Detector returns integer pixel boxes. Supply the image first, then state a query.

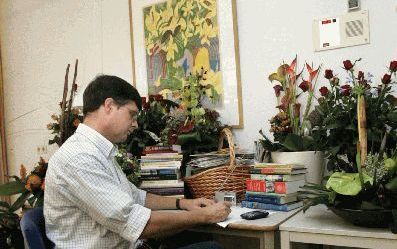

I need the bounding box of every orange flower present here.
[47,123,53,130]
[73,119,81,127]
[25,174,42,192]
[51,114,59,121]
[71,108,80,115]
[41,179,45,191]
[19,164,27,180]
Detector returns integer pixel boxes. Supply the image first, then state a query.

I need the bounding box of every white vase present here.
[270,151,325,184]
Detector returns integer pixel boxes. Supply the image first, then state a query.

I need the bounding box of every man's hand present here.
[198,201,232,223]
[179,197,215,211]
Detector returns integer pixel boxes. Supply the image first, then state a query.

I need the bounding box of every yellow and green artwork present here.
[143,0,222,105]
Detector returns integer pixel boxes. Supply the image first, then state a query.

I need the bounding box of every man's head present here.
[83,75,142,143]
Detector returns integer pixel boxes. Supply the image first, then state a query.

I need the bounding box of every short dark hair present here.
[83,75,141,116]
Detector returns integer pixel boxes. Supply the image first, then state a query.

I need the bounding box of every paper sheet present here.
[217,206,275,228]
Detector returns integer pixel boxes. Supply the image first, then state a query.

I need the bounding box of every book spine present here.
[243,196,282,205]
[251,174,289,181]
[140,168,179,175]
[249,168,293,175]
[241,201,289,211]
[140,174,178,180]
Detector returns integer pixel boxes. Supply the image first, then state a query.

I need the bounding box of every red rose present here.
[319,86,329,96]
[324,69,333,79]
[343,60,354,70]
[299,81,310,92]
[141,97,147,106]
[340,85,351,96]
[382,74,391,84]
[390,60,397,72]
[154,94,163,101]
[273,85,282,97]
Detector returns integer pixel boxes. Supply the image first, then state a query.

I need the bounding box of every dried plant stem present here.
[65,59,79,140]
[59,64,70,145]
[358,94,367,167]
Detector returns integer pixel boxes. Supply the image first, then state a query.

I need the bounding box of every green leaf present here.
[326,172,373,196]
[0,201,10,209]
[10,191,31,212]
[34,194,44,207]
[388,112,397,122]
[0,181,26,196]
[385,176,397,191]
[282,133,304,151]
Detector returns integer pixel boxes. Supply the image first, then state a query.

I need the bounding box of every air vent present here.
[345,19,363,37]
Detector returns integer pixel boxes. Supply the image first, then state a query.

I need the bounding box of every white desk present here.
[279,205,397,249]
[190,208,301,249]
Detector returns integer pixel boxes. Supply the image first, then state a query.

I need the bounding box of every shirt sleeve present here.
[57,153,151,244]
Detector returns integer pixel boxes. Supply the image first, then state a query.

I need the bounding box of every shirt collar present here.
[75,123,116,158]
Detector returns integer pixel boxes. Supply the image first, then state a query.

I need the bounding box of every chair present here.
[20,207,55,249]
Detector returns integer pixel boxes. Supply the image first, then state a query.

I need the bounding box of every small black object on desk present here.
[240,210,269,220]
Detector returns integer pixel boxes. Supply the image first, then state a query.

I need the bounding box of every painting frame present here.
[129,0,243,128]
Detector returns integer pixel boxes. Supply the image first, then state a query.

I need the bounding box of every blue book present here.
[244,193,297,205]
[241,200,303,212]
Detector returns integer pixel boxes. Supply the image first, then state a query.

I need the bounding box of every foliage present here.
[310,59,397,172]
[124,94,178,157]
[160,72,225,153]
[47,107,83,146]
[260,56,324,152]
[115,145,141,186]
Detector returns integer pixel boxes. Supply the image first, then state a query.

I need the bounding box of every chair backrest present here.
[20,207,55,249]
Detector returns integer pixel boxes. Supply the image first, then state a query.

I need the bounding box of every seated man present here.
[44,75,231,249]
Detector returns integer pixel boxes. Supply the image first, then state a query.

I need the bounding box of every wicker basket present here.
[184,128,251,202]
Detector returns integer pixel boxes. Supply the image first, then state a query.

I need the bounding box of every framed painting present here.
[129,0,243,128]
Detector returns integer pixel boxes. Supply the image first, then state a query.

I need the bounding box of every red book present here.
[246,179,305,194]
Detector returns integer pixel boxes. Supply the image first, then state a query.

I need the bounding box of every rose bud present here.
[357,71,364,81]
[299,81,310,92]
[319,86,329,96]
[273,85,283,97]
[340,85,351,96]
[324,69,333,79]
[390,60,397,72]
[330,77,340,86]
[293,103,301,118]
[382,74,391,84]
[343,60,354,70]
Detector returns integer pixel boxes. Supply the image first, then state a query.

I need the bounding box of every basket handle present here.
[218,128,236,171]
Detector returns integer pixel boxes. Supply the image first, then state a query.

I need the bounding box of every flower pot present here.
[328,206,392,228]
[270,151,325,184]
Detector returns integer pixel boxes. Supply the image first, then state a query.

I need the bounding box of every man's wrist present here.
[176,198,183,210]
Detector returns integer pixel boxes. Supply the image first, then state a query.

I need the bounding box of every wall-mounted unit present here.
[312,10,369,52]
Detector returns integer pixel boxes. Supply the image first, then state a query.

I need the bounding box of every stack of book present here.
[241,163,306,211]
[139,146,184,198]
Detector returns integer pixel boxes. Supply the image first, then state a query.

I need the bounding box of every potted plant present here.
[299,59,397,232]
[260,56,326,184]
[0,158,48,248]
[160,70,225,154]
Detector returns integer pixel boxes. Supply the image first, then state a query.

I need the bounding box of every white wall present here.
[0,0,396,175]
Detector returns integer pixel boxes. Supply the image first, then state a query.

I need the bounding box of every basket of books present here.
[184,128,251,202]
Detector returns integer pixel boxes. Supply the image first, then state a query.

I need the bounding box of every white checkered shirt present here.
[44,124,151,249]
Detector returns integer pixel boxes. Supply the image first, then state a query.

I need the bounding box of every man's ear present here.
[103,98,114,113]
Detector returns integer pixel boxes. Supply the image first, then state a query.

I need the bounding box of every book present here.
[246,179,305,194]
[143,145,176,154]
[244,192,298,204]
[140,161,181,168]
[254,163,304,169]
[142,187,184,195]
[140,180,184,188]
[250,168,307,175]
[250,173,305,182]
[140,168,180,176]
[241,200,303,211]
[140,174,178,181]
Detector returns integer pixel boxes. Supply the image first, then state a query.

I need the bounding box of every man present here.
[44,75,231,249]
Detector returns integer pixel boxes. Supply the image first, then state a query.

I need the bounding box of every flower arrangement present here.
[47,107,83,146]
[299,59,397,231]
[0,157,48,248]
[160,71,224,153]
[309,59,397,172]
[259,56,324,152]
[124,94,178,157]
[115,145,141,186]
